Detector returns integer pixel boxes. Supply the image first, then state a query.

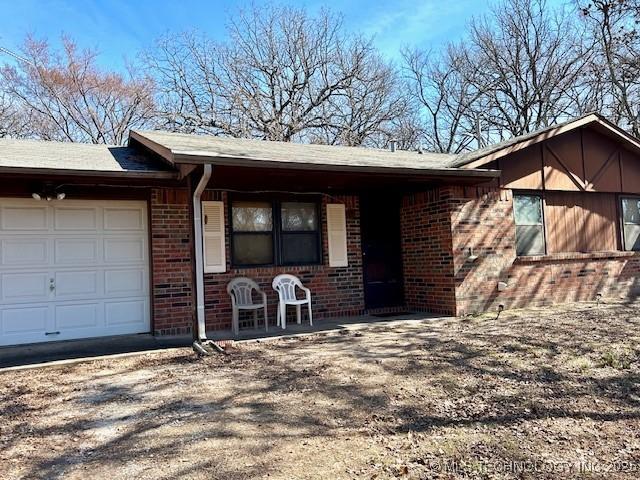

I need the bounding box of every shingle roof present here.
[0,138,176,178]
[133,113,640,174]
[7,113,634,180]
[130,130,467,172]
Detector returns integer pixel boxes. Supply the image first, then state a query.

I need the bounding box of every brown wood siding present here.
[499,126,640,194]
[620,148,640,194]
[501,146,544,189]
[583,130,622,192]
[543,192,618,253]
[543,130,585,191]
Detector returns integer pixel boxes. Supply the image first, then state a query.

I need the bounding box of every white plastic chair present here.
[272,274,313,330]
[227,277,268,335]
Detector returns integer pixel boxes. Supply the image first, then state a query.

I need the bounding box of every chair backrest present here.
[272,274,304,301]
[227,277,261,305]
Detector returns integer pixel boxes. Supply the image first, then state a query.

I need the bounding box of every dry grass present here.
[1,301,640,479]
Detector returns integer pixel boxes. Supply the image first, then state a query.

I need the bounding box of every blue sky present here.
[0,0,569,69]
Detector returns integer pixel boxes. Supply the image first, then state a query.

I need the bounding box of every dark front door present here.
[360,194,404,309]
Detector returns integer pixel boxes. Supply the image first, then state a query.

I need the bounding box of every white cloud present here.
[354,0,488,59]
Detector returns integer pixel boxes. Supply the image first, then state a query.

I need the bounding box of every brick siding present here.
[450,186,640,315]
[400,189,457,315]
[150,188,194,336]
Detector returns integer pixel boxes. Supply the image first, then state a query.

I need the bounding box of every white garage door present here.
[0,199,151,346]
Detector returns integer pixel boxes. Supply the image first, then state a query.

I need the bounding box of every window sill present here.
[230,264,324,273]
[515,251,640,263]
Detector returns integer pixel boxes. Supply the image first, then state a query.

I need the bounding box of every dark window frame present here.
[229,195,323,268]
[619,195,640,252]
[513,192,547,256]
[229,198,276,268]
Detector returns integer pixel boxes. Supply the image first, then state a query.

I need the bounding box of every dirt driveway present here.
[1,301,640,479]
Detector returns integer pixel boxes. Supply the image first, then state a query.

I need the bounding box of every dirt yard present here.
[2,301,640,479]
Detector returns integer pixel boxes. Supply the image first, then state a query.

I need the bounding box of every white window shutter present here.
[202,201,226,273]
[326,203,348,267]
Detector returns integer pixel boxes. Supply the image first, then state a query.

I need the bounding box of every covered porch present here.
[129,130,500,341]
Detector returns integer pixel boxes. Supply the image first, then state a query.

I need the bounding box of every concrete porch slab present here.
[0,312,444,369]
[206,312,441,342]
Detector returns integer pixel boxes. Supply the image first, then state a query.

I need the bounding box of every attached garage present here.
[0,199,151,346]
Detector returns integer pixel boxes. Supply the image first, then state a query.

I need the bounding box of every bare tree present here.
[385,109,425,151]
[0,92,31,138]
[466,0,588,138]
[143,31,221,135]
[312,54,410,147]
[402,45,484,153]
[1,36,155,144]
[146,5,404,145]
[580,0,640,135]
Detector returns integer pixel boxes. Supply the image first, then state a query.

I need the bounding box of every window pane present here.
[281,202,317,231]
[624,224,640,251]
[232,234,273,265]
[514,195,543,225]
[622,198,640,225]
[516,225,545,256]
[281,233,319,264]
[232,201,272,232]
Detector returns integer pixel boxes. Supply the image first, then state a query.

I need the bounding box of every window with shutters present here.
[229,197,321,267]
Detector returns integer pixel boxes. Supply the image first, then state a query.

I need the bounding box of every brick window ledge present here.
[227,264,326,275]
[515,251,640,263]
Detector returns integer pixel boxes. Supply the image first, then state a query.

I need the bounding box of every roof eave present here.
[171,152,500,178]
[0,166,179,179]
[129,130,176,166]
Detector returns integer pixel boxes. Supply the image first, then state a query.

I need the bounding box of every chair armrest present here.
[261,291,268,304]
[301,286,312,299]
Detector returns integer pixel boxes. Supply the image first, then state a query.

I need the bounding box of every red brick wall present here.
[200,191,364,331]
[400,188,457,315]
[148,184,640,334]
[450,186,640,315]
[449,187,517,315]
[150,188,194,336]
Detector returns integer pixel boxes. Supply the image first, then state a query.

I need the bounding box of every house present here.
[1,112,639,348]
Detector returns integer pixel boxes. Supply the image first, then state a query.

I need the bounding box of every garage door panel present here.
[104,207,145,231]
[104,237,145,263]
[55,271,99,297]
[55,303,100,330]
[55,238,99,265]
[2,238,49,265]
[54,207,98,231]
[105,299,147,326]
[2,272,50,301]
[1,306,48,334]
[1,205,49,231]
[105,269,145,296]
[0,199,150,347]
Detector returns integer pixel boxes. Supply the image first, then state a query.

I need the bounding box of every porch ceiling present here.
[0,173,181,200]
[203,164,497,193]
